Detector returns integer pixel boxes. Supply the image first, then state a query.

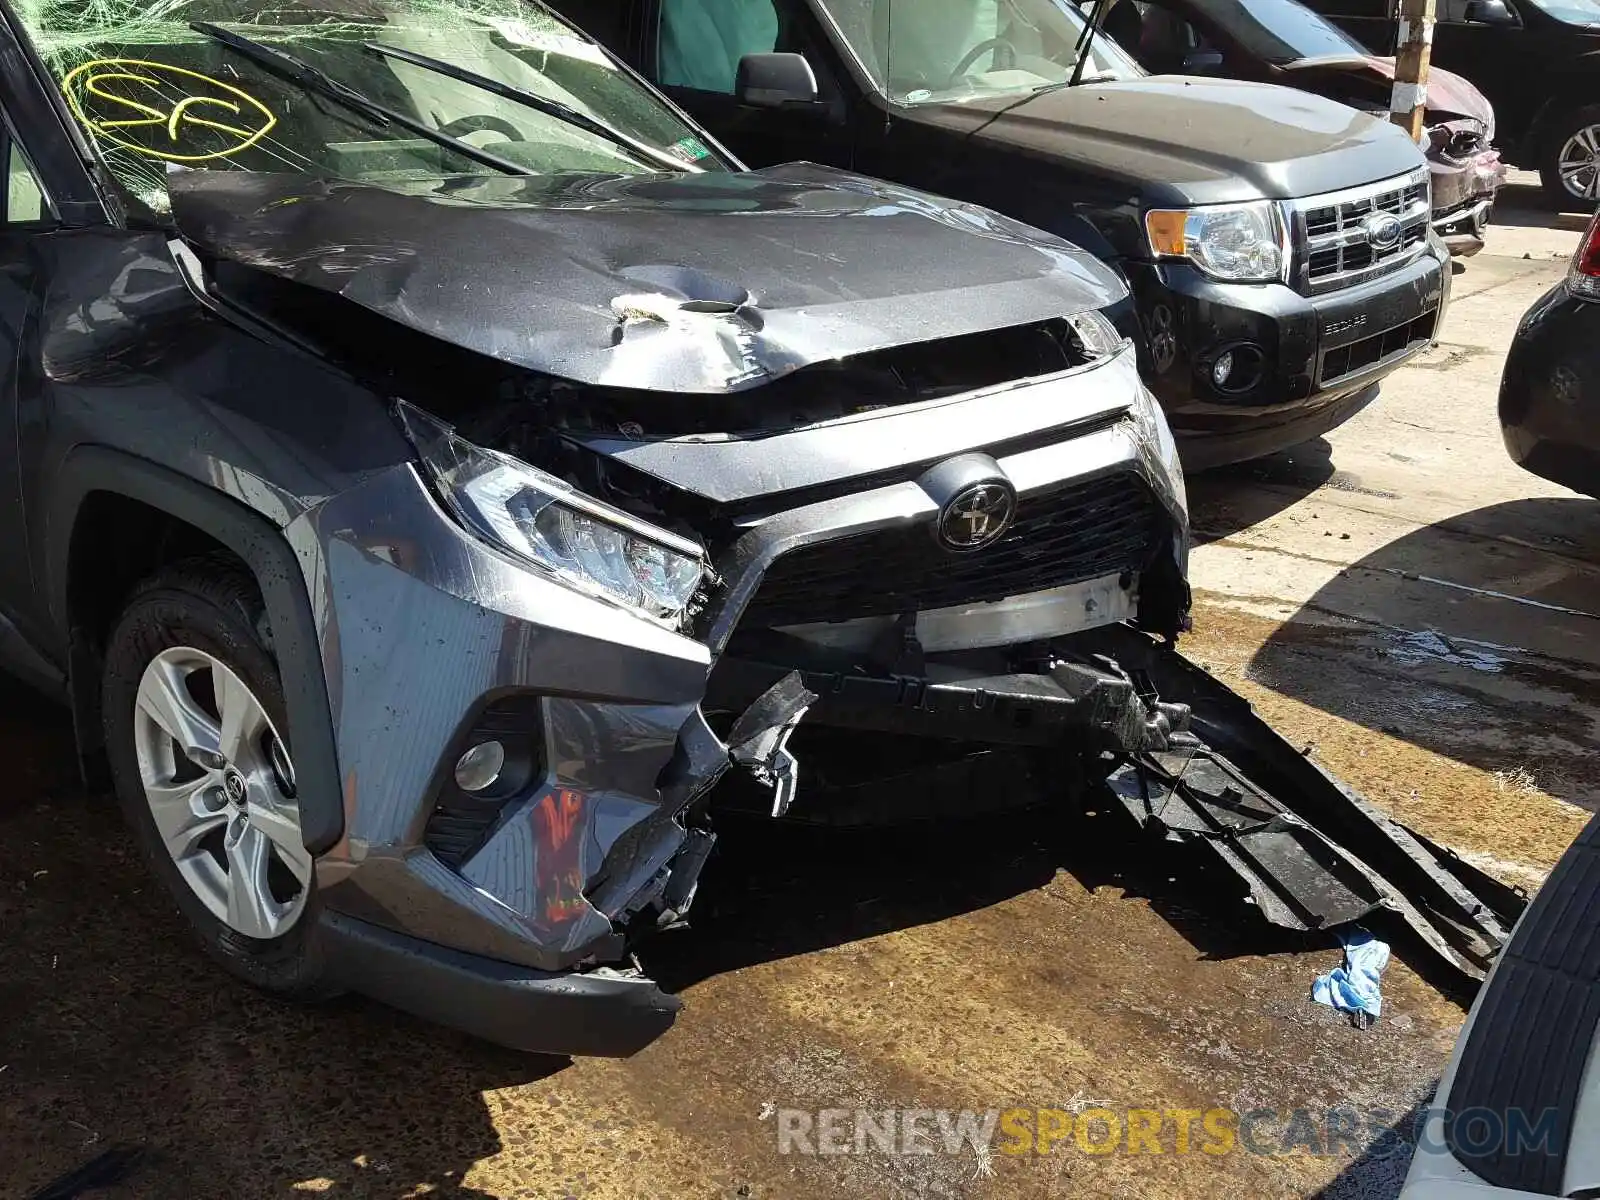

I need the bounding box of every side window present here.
[657,0,781,92]
[1122,0,1207,74]
[1437,0,1472,20]
[4,139,49,227]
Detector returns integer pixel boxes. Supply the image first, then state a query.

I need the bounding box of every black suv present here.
[1302,0,1600,207]
[0,0,1201,1053]
[557,0,1452,469]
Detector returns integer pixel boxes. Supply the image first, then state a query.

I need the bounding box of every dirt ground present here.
[3,175,1597,1200]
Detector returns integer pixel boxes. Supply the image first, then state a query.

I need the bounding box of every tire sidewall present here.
[102,579,328,994]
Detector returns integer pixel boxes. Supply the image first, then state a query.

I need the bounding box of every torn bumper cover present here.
[1100,637,1525,981]
[713,623,1523,984]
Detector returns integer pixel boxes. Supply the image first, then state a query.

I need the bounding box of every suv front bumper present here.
[1125,237,1450,470]
[284,354,1187,1053]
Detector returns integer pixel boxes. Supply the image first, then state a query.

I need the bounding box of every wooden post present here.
[1390,0,1435,140]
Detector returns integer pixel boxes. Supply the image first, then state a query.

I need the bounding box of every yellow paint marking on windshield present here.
[62,58,278,163]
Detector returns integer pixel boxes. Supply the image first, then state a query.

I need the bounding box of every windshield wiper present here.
[189,21,529,177]
[1032,70,1115,93]
[363,41,699,174]
[1066,0,1109,87]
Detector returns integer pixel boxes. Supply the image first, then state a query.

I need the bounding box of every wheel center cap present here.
[222,769,247,805]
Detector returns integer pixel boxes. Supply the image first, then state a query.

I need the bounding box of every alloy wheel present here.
[1558,124,1600,203]
[132,646,310,939]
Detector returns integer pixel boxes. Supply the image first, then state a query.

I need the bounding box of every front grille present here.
[1293,170,1431,293]
[1319,308,1438,385]
[739,471,1163,630]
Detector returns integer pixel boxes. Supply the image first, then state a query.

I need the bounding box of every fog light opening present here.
[1211,350,1235,390]
[1207,343,1265,396]
[454,740,507,793]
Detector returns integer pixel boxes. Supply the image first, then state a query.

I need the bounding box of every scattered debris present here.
[1492,766,1541,796]
[972,1142,996,1180]
[1063,1091,1115,1114]
[1312,931,1391,1030]
[727,673,818,818]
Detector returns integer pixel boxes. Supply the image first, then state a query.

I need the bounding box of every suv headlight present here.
[398,402,706,627]
[1145,201,1290,284]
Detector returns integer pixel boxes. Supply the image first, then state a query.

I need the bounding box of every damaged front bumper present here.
[289,347,1514,1056]
[287,347,1193,1052]
[1428,128,1507,257]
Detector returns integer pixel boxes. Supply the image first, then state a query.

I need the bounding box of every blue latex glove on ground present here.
[1312,931,1391,1025]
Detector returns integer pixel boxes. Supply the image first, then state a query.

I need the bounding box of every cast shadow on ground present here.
[1488,183,1594,229]
[0,680,555,1200]
[1316,1099,1432,1200]
[1246,495,1600,812]
[1184,437,1340,544]
[653,787,1332,995]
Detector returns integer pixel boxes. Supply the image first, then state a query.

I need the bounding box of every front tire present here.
[1539,104,1600,208]
[102,556,335,999]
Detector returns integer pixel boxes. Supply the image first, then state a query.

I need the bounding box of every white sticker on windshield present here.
[490,19,609,65]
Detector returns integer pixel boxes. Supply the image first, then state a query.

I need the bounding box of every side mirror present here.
[1181,48,1226,74]
[736,52,820,108]
[1462,0,1517,24]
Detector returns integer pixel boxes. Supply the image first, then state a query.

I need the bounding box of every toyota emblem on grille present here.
[1364,212,1403,251]
[937,481,1017,551]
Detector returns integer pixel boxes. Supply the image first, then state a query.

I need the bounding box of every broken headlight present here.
[398,402,706,626]
[1129,380,1187,515]
[1145,201,1290,284]
[1065,308,1126,359]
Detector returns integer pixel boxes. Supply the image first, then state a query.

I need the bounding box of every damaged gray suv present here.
[0,0,1514,1054]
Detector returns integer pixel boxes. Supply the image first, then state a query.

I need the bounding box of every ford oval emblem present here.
[937,481,1017,552]
[1364,212,1403,252]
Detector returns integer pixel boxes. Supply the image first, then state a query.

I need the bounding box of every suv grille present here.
[1293,170,1430,293]
[739,471,1163,629]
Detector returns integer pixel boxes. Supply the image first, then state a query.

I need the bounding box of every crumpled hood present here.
[1280,55,1496,133]
[935,77,1425,204]
[166,164,1125,394]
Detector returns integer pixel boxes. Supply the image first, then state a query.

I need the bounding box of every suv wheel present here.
[1541,104,1600,207]
[102,557,334,998]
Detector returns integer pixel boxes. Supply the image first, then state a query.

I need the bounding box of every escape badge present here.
[62,59,278,163]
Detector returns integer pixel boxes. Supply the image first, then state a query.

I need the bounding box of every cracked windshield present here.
[13,0,725,214]
[814,0,1143,104]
